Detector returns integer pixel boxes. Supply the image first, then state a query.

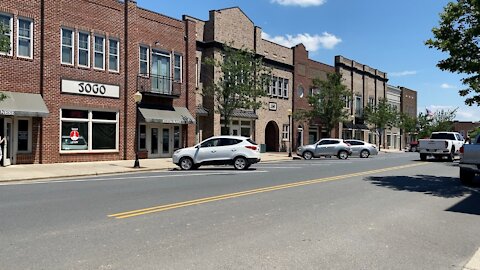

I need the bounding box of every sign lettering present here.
[62,79,119,98]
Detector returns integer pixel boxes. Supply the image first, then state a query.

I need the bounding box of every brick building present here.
[335,56,388,144]
[186,7,294,152]
[452,121,480,139]
[400,87,417,147]
[292,44,336,149]
[386,85,402,150]
[0,0,196,165]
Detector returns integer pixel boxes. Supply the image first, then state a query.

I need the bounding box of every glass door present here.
[150,128,158,156]
[3,118,12,166]
[151,52,171,94]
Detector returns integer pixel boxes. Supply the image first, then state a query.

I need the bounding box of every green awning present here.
[139,107,195,124]
[0,91,49,117]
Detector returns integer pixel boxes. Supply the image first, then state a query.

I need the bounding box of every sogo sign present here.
[61,79,120,98]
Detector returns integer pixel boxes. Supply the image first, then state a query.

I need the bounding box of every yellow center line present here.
[108,162,426,219]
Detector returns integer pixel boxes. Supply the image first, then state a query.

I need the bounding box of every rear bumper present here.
[459,163,480,173]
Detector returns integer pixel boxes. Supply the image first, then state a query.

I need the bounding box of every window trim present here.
[60,28,74,65]
[139,45,149,76]
[93,35,105,70]
[15,118,32,153]
[17,17,33,59]
[283,79,289,99]
[0,13,13,56]
[173,53,182,83]
[59,108,119,153]
[282,124,290,141]
[108,38,119,72]
[77,31,90,68]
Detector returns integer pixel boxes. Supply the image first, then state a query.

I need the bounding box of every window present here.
[109,39,119,72]
[195,57,199,87]
[139,46,149,75]
[61,28,74,64]
[298,85,304,98]
[201,138,221,148]
[283,79,289,98]
[355,96,363,116]
[272,76,277,96]
[17,18,33,58]
[0,14,13,55]
[276,77,282,97]
[220,138,241,146]
[174,54,182,82]
[282,124,289,140]
[60,109,118,152]
[139,124,146,149]
[344,95,351,108]
[78,32,90,67]
[94,35,105,70]
[16,119,31,152]
[368,97,375,107]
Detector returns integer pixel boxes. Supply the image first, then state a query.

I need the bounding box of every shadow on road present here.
[365,174,480,215]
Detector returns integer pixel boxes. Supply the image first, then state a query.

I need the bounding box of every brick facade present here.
[0,0,196,164]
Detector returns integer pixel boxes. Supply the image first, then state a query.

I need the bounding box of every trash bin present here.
[260,144,266,153]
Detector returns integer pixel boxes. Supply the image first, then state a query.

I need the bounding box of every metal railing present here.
[137,74,181,97]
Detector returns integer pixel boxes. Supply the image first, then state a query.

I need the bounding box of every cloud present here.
[270,0,326,7]
[262,32,341,51]
[440,83,457,89]
[389,70,418,77]
[422,105,480,122]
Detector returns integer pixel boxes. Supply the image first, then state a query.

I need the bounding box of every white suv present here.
[172,136,261,170]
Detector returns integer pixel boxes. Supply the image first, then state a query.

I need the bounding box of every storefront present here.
[0,91,49,166]
[138,106,195,158]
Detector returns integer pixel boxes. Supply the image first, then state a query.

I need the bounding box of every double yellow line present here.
[108,163,425,219]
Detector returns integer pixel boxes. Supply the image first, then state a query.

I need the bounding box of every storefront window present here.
[61,109,118,152]
[17,119,30,152]
[139,124,146,149]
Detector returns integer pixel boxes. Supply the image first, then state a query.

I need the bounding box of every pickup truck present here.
[459,135,480,185]
[418,132,464,161]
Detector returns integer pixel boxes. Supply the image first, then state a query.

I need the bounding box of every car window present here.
[246,139,258,145]
[220,138,242,146]
[317,140,328,145]
[201,139,221,148]
[431,133,456,140]
[347,140,363,146]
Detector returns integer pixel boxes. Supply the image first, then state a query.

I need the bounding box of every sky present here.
[137,0,480,122]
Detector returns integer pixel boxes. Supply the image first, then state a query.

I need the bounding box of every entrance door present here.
[148,125,181,158]
[2,119,12,166]
[151,52,171,94]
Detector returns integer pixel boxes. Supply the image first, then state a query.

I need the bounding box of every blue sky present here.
[137,0,479,121]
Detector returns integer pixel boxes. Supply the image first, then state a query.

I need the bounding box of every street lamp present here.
[133,91,143,168]
[287,109,292,157]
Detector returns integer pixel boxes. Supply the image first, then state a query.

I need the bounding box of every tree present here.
[0,22,10,101]
[398,112,418,144]
[204,44,271,134]
[417,108,457,138]
[426,0,480,106]
[299,73,350,137]
[364,98,399,149]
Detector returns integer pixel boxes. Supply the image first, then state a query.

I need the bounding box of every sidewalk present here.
[0,153,292,183]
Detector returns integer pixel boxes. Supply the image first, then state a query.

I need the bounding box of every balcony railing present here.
[137,74,181,97]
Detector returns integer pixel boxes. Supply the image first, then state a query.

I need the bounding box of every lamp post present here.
[287,109,292,157]
[133,91,143,168]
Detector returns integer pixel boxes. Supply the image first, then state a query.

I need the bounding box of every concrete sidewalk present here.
[0,153,293,182]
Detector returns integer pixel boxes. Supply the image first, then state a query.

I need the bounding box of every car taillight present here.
[460,146,464,154]
[245,145,257,150]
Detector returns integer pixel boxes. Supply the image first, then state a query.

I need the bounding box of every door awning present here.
[355,124,369,130]
[0,91,49,117]
[139,107,195,124]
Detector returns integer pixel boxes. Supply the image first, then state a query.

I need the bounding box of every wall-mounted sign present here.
[269,102,277,111]
[61,79,120,99]
[0,110,14,116]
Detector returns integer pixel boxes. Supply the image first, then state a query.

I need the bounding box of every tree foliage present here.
[417,109,457,138]
[298,73,350,137]
[204,44,272,131]
[0,22,10,101]
[364,98,399,148]
[426,0,480,106]
[398,112,417,134]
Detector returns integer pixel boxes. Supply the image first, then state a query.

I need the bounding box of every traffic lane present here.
[2,157,477,269]
[0,153,421,232]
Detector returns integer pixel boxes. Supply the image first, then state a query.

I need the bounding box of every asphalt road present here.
[1,153,479,270]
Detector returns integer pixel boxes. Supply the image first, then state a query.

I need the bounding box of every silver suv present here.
[172,136,261,170]
[296,138,352,160]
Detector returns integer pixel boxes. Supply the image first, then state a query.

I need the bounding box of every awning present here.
[343,122,355,129]
[196,106,208,116]
[231,109,258,119]
[0,91,49,117]
[139,107,195,124]
[355,124,369,130]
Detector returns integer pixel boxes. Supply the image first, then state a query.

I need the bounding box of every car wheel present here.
[337,150,348,160]
[460,168,475,186]
[360,150,370,158]
[447,148,455,162]
[420,153,427,161]
[303,151,313,160]
[233,157,249,170]
[179,157,194,170]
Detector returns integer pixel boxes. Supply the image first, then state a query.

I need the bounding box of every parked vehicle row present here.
[172,136,380,170]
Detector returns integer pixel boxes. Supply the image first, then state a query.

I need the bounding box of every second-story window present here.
[355,95,363,116]
[17,18,33,58]
[109,39,119,72]
[94,35,105,70]
[283,79,289,98]
[174,54,182,82]
[61,28,74,65]
[78,32,90,67]
[139,46,149,75]
[0,14,13,55]
[272,76,277,96]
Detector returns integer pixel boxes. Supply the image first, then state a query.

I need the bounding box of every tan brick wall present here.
[211,8,254,50]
